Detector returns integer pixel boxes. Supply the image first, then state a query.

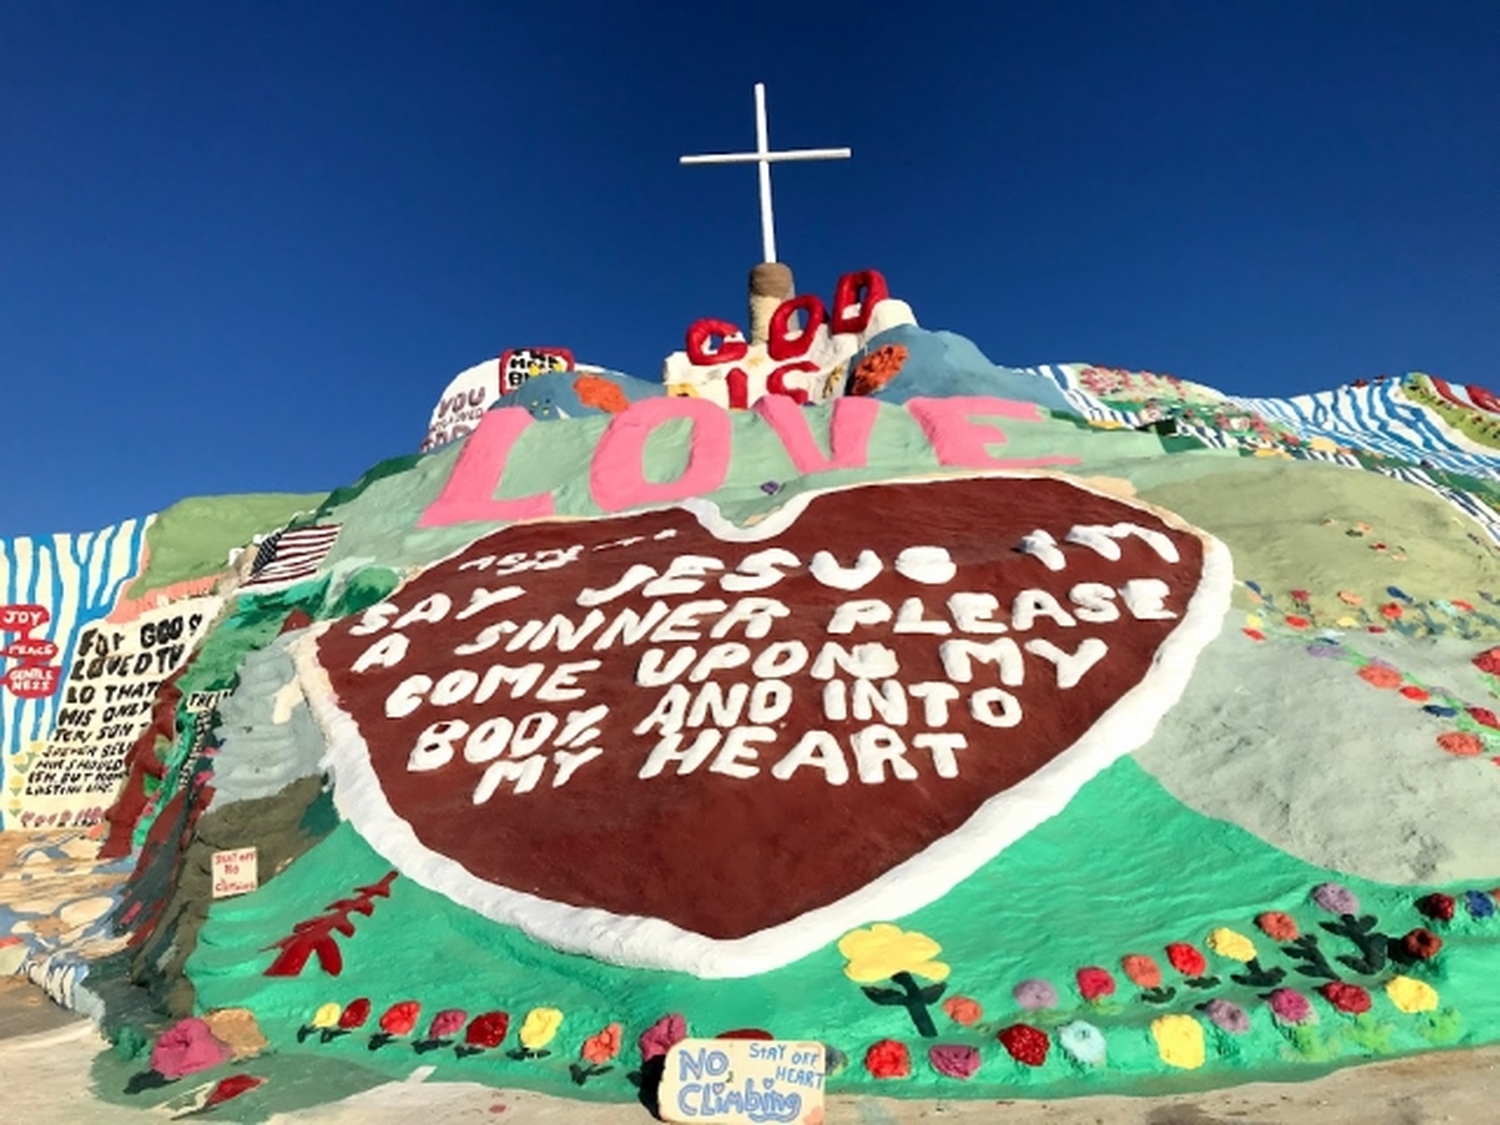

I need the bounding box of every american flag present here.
[242,525,341,590]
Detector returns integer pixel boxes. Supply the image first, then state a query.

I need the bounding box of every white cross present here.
[680,83,851,264]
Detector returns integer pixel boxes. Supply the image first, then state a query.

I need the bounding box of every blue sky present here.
[2,2,1496,535]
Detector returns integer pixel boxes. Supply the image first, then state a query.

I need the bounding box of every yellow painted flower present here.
[1206,927,1257,963]
[1336,615,1359,627]
[311,1002,341,1030]
[1386,976,1439,1013]
[1151,1014,1205,1069]
[838,923,950,984]
[1245,613,1263,629]
[519,1007,564,1051]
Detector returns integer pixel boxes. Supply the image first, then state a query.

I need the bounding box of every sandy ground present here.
[1,979,1496,1125]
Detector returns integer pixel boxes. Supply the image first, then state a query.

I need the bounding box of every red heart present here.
[305,474,1228,976]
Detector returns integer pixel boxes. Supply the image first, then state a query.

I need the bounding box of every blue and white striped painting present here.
[0,519,150,817]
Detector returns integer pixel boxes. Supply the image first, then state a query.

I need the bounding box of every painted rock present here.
[304,474,1230,976]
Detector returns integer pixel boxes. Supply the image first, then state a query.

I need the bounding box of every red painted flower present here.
[1255,912,1299,942]
[1453,600,1475,613]
[1402,928,1443,960]
[379,1001,421,1037]
[1468,707,1500,730]
[1319,982,1372,1014]
[1473,647,1500,676]
[1120,954,1162,989]
[1165,942,1207,977]
[337,998,371,1030]
[465,1011,510,1049]
[1417,893,1456,922]
[1290,589,1311,603]
[1380,602,1403,619]
[1367,626,1387,634]
[1243,628,1266,642]
[1437,731,1484,757]
[1399,685,1431,702]
[997,1024,1050,1067]
[864,1038,911,1078]
[1076,967,1115,1002]
[1358,664,1403,689]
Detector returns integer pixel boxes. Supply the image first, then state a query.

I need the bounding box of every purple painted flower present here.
[1305,644,1341,658]
[1200,999,1251,1035]
[928,1044,980,1080]
[1267,989,1315,1025]
[638,1014,686,1062]
[428,1009,467,1038]
[1311,882,1360,915]
[1012,978,1058,1011]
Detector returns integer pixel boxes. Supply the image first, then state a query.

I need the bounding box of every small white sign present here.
[660,1038,825,1125]
[211,847,258,898]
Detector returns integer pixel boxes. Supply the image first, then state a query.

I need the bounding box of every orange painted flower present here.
[573,375,630,415]
[850,345,909,396]
[580,1022,623,1065]
[1284,615,1310,629]
[1255,912,1299,941]
[1338,590,1363,606]
[1357,664,1403,689]
[1120,954,1162,989]
[1380,602,1404,620]
[941,995,983,1027]
[1436,731,1483,757]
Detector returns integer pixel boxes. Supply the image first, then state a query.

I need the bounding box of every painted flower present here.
[1121,954,1162,989]
[1267,989,1315,1025]
[997,1024,1049,1067]
[1319,983,1371,1015]
[1437,731,1484,757]
[928,1044,980,1080]
[1471,649,1500,676]
[1255,912,1299,942]
[1200,999,1250,1035]
[1468,707,1500,730]
[1012,978,1058,1011]
[838,923,950,984]
[1205,928,1257,963]
[1076,966,1115,1002]
[1057,1020,1106,1067]
[1453,599,1476,613]
[1311,883,1360,915]
[310,1003,341,1030]
[1151,1015,1205,1069]
[1290,589,1311,603]
[581,1022,622,1065]
[638,1014,686,1062]
[1380,602,1404,620]
[379,1001,421,1037]
[941,996,982,1027]
[338,999,371,1030]
[1306,643,1342,658]
[1465,890,1497,919]
[464,1011,510,1049]
[864,1038,910,1078]
[1418,893,1456,922]
[1165,942,1208,977]
[1386,976,1439,1013]
[1242,628,1266,642]
[1338,590,1363,606]
[517,1008,563,1052]
[428,1009,467,1039]
[1400,685,1431,702]
[1358,664,1404,689]
[1285,615,1311,630]
[1402,928,1443,960]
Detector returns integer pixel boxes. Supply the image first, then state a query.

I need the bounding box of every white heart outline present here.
[294,470,1232,978]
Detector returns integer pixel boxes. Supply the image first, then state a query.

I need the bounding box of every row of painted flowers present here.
[1241,582,1500,759]
[836,881,1492,1078]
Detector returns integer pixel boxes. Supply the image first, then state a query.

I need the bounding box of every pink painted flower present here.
[1267,989,1314,1025]
[928,1044,980,1080]
[638,1014,686,1062]
[428,1009,467,1039]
